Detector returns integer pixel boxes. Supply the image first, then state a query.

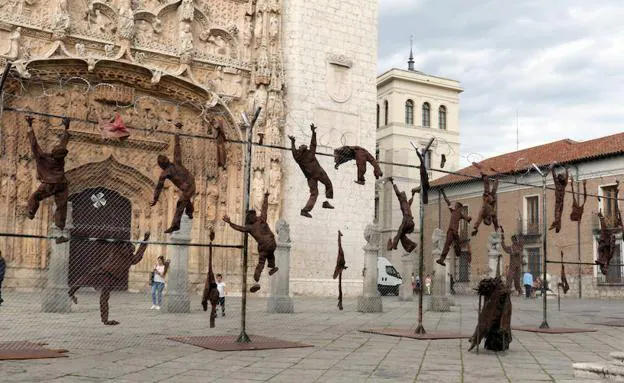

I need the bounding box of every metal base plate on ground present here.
[0,341,68,360]
[360,328,470,340]
[512,326,597,334]
[167,335,313,351]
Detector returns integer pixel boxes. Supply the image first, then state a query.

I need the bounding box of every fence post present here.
[399,249,415,301]
[357,223,382,313]
[267,219,294,313]
[165,215,191,313]
[42,202,73,313]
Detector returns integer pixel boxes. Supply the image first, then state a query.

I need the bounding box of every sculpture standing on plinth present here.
[333,146,382,185]
[150,123,196,234]
[386,177,417,253]
[500,227,524,296]
[436,189,471,266]
[471,162,500,236]
[25,116,71,243]
[289,124,334,218]
[333,230,347,310]
[223,192,278,293]
[469,277,512,352]
[549,164,569,233]
[68,232,150,325]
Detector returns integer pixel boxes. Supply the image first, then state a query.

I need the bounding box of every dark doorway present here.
[69,187,132,290]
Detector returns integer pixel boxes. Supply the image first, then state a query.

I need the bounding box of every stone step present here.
[574,362,624,381]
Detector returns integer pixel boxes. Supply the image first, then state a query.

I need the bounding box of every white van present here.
[377,257,402,296]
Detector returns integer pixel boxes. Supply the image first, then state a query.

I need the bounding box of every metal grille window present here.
[526,196,539,234]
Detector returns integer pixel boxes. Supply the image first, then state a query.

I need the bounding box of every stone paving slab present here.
[1,292,624,381]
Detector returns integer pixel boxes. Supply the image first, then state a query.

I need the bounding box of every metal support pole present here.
[236,107,261,344]
[576,175,582,299]
[540,172,549,329]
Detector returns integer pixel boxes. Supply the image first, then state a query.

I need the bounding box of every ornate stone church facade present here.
[0,0,377,296]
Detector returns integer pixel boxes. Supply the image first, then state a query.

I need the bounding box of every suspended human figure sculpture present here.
[596,210,616,276]
[289,124,334,218]
[386,177,417,253]
[558,251,570,294]
[223,192,278,293]
[333,145,382,185]
[68,232,150,325]
[570,179,587,222]
[201,230,220,328]
[333,230,347,310]
[500,227,524,296]
[549,163,569,233]
[25,116,71,243]
[151,123,196,233]
[471,162,500,236]
[436,189,472,266]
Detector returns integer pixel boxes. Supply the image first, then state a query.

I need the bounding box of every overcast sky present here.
[378,0,624,168]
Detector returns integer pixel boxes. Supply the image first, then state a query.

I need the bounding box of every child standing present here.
[151,256,168,310]
[216,274,226,317]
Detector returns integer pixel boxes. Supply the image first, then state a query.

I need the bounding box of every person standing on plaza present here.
[151,256,169,310]
[216,274,226,317]
[0,251,5,306]
[523,271,533,299]
[425,274,432,295]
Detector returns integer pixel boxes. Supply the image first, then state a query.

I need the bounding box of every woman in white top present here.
[151,256,168,310]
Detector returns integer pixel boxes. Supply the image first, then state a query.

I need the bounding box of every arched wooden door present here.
[69,187,132,290]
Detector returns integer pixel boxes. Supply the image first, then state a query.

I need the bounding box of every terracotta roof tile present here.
[432,132,624,187]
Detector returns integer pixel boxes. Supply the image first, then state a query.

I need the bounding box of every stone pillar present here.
[42,202,73,313]
[429,228,450,311]
[357,223,382,313]
[447,252,456,306]
[166,215,191,313]
[487,231,502,278]
[399,250,414,301]
[267,219,294,313]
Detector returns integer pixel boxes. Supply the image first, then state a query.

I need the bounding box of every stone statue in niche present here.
[25,116,71,243]
[269,59,283,92]
[69,232,151,325]
[255,47,271,85]
[3,27,21,60]
[91,10,113,34]
[333,146,382,185]
[251,169,265,211]
[179,23,194,60]
[254,12,264,48]
[269,0,280,13]
[52,0,70,37]
[289,124,334,218]
[205,179,218,221]
[150,123,196,234]
[243,15,253,47]
[178,0,194,22]
[117,5,135,41]
[208,35,229,57]
[75,43,86,57]
[268,160,281,205]
[223,192,278,293]
[268,13,279,42]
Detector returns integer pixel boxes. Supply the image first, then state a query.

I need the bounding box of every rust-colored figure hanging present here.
[223,192,278,293]
[25,116,71,242]
[549,164,569,233]
[386,177,417,253]
[150,123,196,234]
[558,251,570,294]
[289,124,334,218]
[615,180,623,229]
[333,230,347,310]
[500,227,524,296]
[212,118,227,170]
[68,232,150,325]
[94,109,130,141]
[415,149,430,204]
[468,277,512,352]
[201,230,219,328]
[333,146,383,185]
[596,211,616,276]
[471,162,500,236]
[570,180,587,222]
[436,189,471,267]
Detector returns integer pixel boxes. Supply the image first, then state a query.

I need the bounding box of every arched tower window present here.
[376,104,380,129]
[384,100,389,126]
[422,102,430,128]
[405,99,414,125]
[439,105,447,130]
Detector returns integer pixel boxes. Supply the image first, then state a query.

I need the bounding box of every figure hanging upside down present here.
[469,277,512,352]
[596,211,616,276]
[415,149,431,204]
[25,116,70,243]
[150,123,196,233]
[558,251,570,295]
[201,230,220,328]
[500,227,524,296]
[436,189,472,266]
[471,162,500,236]
[570,179,587,222]
[333,146,382,185]
[223,192,278,293]
[68,232,150,325]
[386,177,417,253]
[212,117,227,170]
[549,164,569,233]
[94,109,130,141]
[289,124,334,218]
[333,230,347,310]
